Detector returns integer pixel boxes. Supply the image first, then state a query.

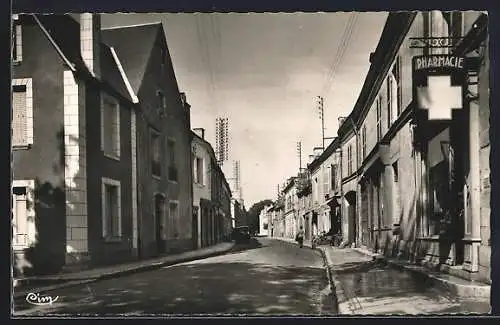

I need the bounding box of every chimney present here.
[180,92,187,106]
[338,116,346,127]
[369,51,376,63]
[79,13,101,78]
[313,147,323,157]
[308,154,315,164]
[193,128,205,139]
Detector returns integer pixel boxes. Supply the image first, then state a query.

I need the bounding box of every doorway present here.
[154,194,166,255]
[192,206,199,249]
[345,191,357,245]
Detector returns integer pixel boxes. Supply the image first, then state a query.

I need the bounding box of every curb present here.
[353,248,491,299]
[13,244,236,299]
[317,247,360,315]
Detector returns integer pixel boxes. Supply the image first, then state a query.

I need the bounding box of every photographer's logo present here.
[25,292,59,306]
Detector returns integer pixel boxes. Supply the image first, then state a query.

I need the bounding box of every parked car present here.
[232,226,251,244]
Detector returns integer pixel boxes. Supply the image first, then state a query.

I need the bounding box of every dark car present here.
[232,226,251,244]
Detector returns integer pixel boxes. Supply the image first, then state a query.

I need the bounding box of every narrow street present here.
[13,238,335,316]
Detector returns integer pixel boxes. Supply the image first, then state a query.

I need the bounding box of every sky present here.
[101,12,388,208]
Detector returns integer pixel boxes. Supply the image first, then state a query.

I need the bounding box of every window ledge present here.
[152,175,162,181]
[103,152,120,161]
[168,180,178,184]
[12,144,32,150]
[103,236,122,243]
[12,244,29,251]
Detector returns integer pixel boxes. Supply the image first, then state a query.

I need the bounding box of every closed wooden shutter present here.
[12,89,27,146]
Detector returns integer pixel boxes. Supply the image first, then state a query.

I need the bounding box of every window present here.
[424,11,450,55]
[151,129,161,177]
[392,57,402,116]
[167,139,177,182]
[157,90,166,117]
[442,12,463,39]
[101,93,120,159]
[12,16,22,62]
[387,77,393,129]
[195,157,204,185]
[361,125,367,159]
[331,164,337,191]
[12,79,33,148]
[347,144,353,174]
[376,97,382,140]
[101,178,121,240]
[169,201,179,238]
[12,180,35,248]
[323,166,329,198]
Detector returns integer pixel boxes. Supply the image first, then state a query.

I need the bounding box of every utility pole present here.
[317,96,325,150]
[296,141,302,172]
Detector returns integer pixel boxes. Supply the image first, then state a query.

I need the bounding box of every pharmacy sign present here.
[412,55,467,120]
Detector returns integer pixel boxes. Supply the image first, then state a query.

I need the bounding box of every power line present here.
[321,13,358,98]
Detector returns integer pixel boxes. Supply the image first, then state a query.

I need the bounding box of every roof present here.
[32,14,134,103]
[307,137,341,172]
[337,12,416,138]
[102,23,162,94]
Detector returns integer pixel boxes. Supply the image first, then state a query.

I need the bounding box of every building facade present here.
[102,20,194,258]
[11,14,195,276]
[12,14,141,274]
[337,11,490,284]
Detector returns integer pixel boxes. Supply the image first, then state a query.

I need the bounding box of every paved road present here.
[13,238,335,316]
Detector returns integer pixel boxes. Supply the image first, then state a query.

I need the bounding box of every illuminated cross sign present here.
[417,75,463,120]
[412,55,466,121]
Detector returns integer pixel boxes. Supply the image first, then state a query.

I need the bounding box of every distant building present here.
[258,205,272,236]
[191,128,232,248]
[307,138,343,239]
[282,177,298,239]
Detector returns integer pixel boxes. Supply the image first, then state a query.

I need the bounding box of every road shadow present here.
[13,258,335,316]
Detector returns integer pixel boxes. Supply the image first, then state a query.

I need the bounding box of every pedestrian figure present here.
[296,226,305,248]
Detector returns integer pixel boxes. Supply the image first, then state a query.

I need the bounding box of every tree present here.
[247,199,273,234]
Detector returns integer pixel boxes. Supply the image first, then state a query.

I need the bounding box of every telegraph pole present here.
[296,141,302,172]
[317,96,325,150]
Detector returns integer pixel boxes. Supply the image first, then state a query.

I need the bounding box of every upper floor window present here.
[194,156,204,185]
[12,16,22,63]
[392,56,402,116]
[442,12,463,39]
[347,144,353,175]
[167,139,178,182]
[331,164,337,191]
[12,79,33,149]
[361,125,367,159]
[424,11,450,55]
[157,90,166,118]
[323,166,329,197]
[151,129,161,177]
[101,93,120,160]
[376,97,382,141]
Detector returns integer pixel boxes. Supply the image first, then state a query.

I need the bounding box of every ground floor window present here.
[102,178,122,240]
[12,180,35,248]
[169,201,179,238]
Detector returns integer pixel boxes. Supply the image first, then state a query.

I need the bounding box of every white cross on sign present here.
[417,75,463,120]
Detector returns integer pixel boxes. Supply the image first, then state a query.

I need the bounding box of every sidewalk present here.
[13,242,235,299]
[319,246,491,315]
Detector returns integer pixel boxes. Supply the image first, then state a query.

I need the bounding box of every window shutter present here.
[12,89,27,146]
[13,192,28,246]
